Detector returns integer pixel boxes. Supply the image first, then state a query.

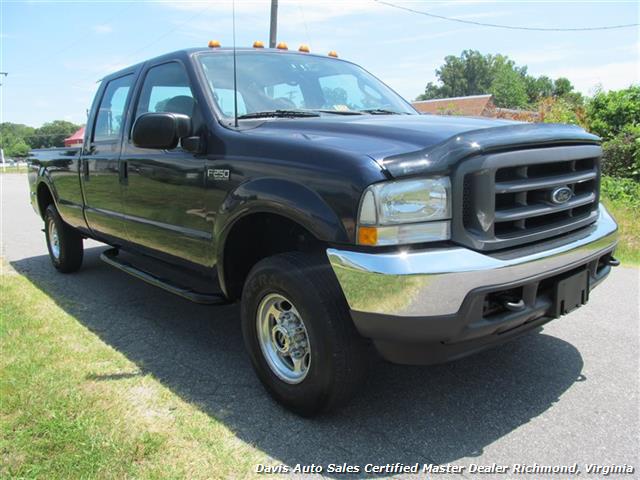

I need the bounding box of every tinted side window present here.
[135,62,195,119]
[93,74,134,142]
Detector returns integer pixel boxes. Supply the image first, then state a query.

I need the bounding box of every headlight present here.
[357,177,451,246]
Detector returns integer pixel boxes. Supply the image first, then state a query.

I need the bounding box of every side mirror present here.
[132,112,191,150]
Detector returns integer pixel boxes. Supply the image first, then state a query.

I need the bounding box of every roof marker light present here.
[253,40,264,48]
[208,40,221,48]
[276,42,288,50]
[328,50,338,58]
[298,44,310,53]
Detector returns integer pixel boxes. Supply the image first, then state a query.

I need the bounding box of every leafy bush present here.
[600,125,640,180]
[587,86,640,141]
[539,97,585,126]
[600,175,640,209]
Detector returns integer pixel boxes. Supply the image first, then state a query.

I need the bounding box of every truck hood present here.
[242,114,600,177]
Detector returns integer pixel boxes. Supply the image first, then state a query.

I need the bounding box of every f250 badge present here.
[208,169,230,181]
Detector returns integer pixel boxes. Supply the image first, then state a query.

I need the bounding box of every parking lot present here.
[2,173,638,478]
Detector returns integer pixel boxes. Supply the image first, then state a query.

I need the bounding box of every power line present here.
[9,3,135,72]
[372,0,640,31]
[69,3,213,87]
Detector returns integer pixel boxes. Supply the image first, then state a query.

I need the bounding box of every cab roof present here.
[101,47,346,83]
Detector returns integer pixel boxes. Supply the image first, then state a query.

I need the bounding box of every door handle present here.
[82,158,89,180]
[119,160,128,185]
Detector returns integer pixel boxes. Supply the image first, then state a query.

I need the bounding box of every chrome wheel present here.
[256,293,311,384]
[48,220,60,260]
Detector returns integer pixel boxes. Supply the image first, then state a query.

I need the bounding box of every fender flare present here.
[214,177,351,293]
[34,168,59,217]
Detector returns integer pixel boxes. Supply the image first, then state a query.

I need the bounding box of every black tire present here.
[241,252,369,416]
[44,204,84,273]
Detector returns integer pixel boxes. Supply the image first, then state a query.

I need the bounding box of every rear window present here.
[93,74,134,142]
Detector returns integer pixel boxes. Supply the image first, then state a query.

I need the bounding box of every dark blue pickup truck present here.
[28,45,619,415]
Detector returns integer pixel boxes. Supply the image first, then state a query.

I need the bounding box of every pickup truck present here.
[28,44,619,416]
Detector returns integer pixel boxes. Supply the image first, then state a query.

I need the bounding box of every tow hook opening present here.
[596,252,620,276]
[608,256,620,267]
[503,298,526,311]
[483,287,526,317]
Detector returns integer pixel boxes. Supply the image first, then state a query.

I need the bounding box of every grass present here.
[0,164,29,174]
[600,176,640,266]
[0,266,272,479]
[602,199,639,266]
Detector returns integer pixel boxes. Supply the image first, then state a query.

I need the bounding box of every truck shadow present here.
[11,247,585,476]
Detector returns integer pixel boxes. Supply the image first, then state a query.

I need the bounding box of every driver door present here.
[121,60,214,267]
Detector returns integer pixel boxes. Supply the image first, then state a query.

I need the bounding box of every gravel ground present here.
[2,174,638,479]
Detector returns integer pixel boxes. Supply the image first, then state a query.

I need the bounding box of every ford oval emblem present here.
[551,186,573,204]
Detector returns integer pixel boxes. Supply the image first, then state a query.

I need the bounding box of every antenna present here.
[232,0,239,127]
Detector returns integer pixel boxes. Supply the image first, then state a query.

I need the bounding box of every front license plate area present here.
[553,269,589,317]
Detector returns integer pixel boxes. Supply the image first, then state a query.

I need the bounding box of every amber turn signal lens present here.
[298,44,310,53]
[358,226,378,246]
[208,40,221,48]
[276,42,288,50]
[253,40,264,48]
[328,50,338,58]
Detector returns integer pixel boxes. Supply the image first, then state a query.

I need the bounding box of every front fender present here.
[215,177,350,265]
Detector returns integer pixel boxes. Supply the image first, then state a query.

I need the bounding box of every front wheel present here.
[241,252,369,416]
[44,204,84,273]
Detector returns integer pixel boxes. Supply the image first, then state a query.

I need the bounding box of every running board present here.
[100,248,228,305]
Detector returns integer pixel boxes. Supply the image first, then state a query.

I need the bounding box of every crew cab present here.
[28,45,619,415]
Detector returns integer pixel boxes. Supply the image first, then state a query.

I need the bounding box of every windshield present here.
[196,51,416,119]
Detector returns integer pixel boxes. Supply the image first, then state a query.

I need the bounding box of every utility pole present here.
[269,0,278,48]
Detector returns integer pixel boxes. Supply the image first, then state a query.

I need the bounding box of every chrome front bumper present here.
[327,204,618,318]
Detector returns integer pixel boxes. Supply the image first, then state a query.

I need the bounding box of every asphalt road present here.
[2,174,639,479]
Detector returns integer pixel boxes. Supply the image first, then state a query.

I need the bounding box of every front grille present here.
[492,157,597,237]
[454,145,601,251]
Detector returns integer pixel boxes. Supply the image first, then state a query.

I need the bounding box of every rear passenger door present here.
[121,60,213,267]
[81,73,134,242]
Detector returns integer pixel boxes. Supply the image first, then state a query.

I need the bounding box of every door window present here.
[93,74,134,142]
[134,62,196,119]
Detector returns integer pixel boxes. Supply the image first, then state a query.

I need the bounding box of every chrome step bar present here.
[100,248,228,305]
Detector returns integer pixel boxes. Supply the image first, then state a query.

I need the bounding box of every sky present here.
[1,0,638,127]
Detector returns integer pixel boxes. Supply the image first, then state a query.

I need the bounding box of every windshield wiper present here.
[311,109,364,115]
[359,108,404,115]
[236,110,320,120]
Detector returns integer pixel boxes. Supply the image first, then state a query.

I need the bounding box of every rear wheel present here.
[44,204,83,273]
[241,252,369,416]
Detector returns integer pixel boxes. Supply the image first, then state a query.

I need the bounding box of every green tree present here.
[491,56,528,108]
[552,77,573,97]
[1,122,36,158]
[551,77,584,106]
[525,75,554,104]
[29,120,80,148]
[418,50,494,99]
[417,51,580,110]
